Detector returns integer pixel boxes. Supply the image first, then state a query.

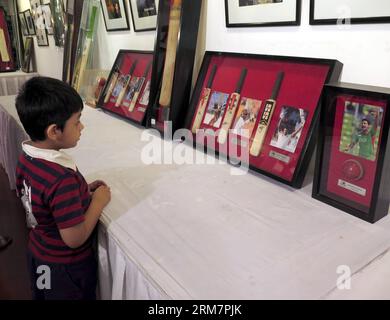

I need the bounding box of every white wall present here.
[17,0,63,79]
[206,0,390,88]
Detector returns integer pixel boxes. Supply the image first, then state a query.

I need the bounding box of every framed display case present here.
[21,37,34,72]
[146,0,202,133]
[313,83,390,223]
[97,49,154,126]
[310,0,390,25]
[185,51,343,188]
[129,0,158,31]
[0,8,16,72]
[225,0,301,27]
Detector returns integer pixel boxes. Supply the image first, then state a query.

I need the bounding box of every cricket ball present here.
[341,159,364,181]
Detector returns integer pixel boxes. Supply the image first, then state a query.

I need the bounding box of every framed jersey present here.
[313,82,390,223]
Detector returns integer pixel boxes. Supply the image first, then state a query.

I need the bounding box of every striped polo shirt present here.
[15,142,93,264]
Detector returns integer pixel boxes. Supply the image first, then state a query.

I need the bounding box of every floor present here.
[0,167,31,300]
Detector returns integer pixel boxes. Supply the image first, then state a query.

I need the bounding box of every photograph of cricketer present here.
[232,97,262,138]
[270,106,308,153]
[239,0,283,7]
[136,0,157,17]
[139,80,151,106]
[110,74,128,103]
[340,101,383,161]
[203,91,229,128]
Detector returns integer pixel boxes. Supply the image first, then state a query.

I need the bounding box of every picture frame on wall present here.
[22,36,34,72]
[225,0,301,27]
[310,0,390,25]
[24,10,36,35]
[100,0,130,31]
[18,12,29,36]
[313,83,390,223]
[36,27,49,46]
[128,0,158,32]
[41,4,54,35]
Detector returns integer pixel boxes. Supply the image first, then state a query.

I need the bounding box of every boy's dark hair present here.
[16,77,83,141]
[362,118,371,125]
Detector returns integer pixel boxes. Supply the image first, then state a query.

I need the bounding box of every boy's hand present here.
[92,185,111,209]
[89,180,107,192]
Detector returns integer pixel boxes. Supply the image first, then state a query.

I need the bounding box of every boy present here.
[15,77,111,300]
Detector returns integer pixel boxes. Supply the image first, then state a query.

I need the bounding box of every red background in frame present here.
[0,9,15,71]
[191,55,330,182]
[326,95,386,208]
[102,52,153,124]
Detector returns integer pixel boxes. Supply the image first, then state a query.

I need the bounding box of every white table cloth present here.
[0,71,39,96]
[1,95,390,299]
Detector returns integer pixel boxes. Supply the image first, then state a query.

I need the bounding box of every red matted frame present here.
[313,83,390,223]
[97,49,154,126]
[185,51,342,188]
[0,8,16,72]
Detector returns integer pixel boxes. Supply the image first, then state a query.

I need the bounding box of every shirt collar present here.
[22,141,77,171]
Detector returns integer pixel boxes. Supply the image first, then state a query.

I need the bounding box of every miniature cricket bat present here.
[103,67,119,103]
[129,61,152,112]
[158,0,182,108]
[250,71,285,157]
[115,60,138,107]
[217,68,247,145]
[191,65,218,134]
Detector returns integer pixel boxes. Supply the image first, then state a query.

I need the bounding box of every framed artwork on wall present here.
[310,0,390,25]
[225,0,301,27]
[128,0,158,32]
[313,83,390,223]
[100,0,130,31]
[41,4,54,35]
[18,12,29,36]
[24,10,36,35]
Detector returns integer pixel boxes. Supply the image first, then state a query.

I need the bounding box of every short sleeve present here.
[49,175,85,229]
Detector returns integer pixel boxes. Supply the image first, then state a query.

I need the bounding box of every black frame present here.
[185,51,343,189]
[146,0,202,133]
[128,0,158,32]
[40,3,54,35]
[313,83,390,223]
[24,9,36,35]
[18,12,29,36]
[310,0,390,25]
[21,36,34,72]
[100,0,130,32]
[97,49,154,127]
[225,0,301,28]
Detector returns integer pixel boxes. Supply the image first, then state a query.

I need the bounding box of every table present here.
[1,96,390,299]
[0,71,39,96]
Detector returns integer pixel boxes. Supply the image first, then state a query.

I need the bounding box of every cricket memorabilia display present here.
[30,0,49,46]
[21,37,34,73]
[0,8,16,72]
[129,0,158,31]
[101,0,130,31]
[186,51,343,188]
[18,12,30,36]
[313,83,390,223]
[24,10,36,35]
[41,4,54,35]
[50,0,66,47]
[72,0,99,92]
[97,50,154,125]
[147,0,202,133]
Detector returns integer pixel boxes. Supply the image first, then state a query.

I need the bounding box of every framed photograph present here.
[18,12,29,36]
[100,0,130,31]
[23,10,36,35]
[186,51,343,188]
[313,83,390,223]
[225,0,301,27]
[22,37,34,72]
[97,49,154,125]
[41,4,54,35]
[310,0,390,25]
[128,0,158,31]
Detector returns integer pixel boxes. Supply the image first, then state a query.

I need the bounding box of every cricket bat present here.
[72,4,98,92]
[191,65,218,134]
[217,68,247,145]
[250,71,285,157]
[103,67,119,103]
[129,61,153,112]
[115,60,138,107]
[158,0,182,108]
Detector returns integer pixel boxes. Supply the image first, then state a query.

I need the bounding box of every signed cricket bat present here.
[191,65,218,134]
[103,67,119,103]
[129,61,152,112]
[115,60,138,107]
[217,68,247,145]
[159,0,182,108]
[250,71,285,157]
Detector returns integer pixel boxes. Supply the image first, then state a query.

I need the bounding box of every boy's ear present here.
[46,124,61,141]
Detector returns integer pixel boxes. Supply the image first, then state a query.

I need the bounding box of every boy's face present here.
[361,120,369,131]
[58,111,84,148]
